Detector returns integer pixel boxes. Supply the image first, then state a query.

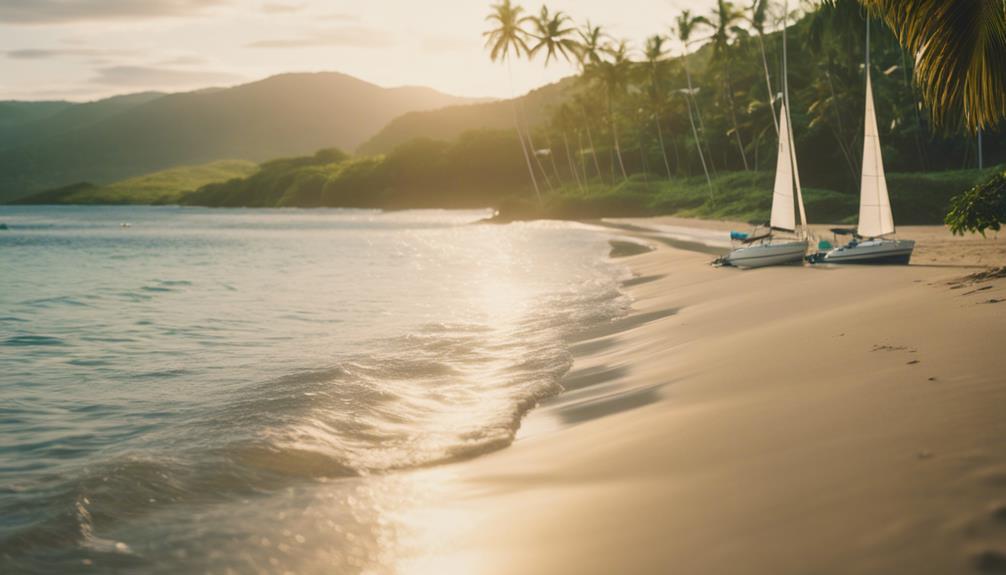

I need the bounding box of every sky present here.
[0,0,718,102]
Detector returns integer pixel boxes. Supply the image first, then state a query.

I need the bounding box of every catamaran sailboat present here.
[811,21,914,265]
[721,103,809,268]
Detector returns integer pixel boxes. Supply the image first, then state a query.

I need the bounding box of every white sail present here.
[858,73,895,237]
[787,104,808,234]
[770,103,796,232]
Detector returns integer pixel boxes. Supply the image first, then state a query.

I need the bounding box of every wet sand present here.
[396,220,1006,574]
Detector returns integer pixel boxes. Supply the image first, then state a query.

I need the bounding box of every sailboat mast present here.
[782,0,808,236]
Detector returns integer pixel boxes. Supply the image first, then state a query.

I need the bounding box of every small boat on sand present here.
[720,102,808,269]
[809,19,914,265]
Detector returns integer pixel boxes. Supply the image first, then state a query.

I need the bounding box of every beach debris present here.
[962,285,994,296]
[872,344,908,352]
[948,267,1006,290]
[970,266,1006,281]
[907,360,920,365]
[916,450,934,460]
[984,298,1004,305]
[928,377,937,382]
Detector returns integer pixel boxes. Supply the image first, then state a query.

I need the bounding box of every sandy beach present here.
[395,219,1006,575]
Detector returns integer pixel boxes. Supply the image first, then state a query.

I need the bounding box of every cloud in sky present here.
[261,2,301,14]
[421,35,472,53]
[0,0,225,25]
[90,65,243,87]
[6,47,127,59]
[1,0,712,101]
[248,27,394,49]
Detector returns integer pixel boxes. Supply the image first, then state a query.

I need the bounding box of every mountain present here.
[0,73,480,202]
[0,92,165,150]
[0,101,74,130]
[357,77,576,155]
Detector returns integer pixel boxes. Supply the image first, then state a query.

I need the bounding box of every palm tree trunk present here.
[638,132,650,183]
[546,135,563,186]
[612,119,629,181]
[824,68,859,184]
[684,54,716,195]
[724,76,750,171]
[654,116,673,179]
[899,48,929,171]
[585,125,603,181]
[507,62,541,204]
[757,32,779,136]
[672,135,682,176]
[523,129,554,190]
[978,129,984,170]
[683,54,717,175]
[563,133,585,192]
[576,130,590,182]
[685,93,715,199]
[607,94,629,182]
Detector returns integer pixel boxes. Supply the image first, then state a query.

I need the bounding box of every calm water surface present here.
[0,206,628,573]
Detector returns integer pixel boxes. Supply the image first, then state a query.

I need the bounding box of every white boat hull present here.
[724,240,808,269]
[821,239,915,265]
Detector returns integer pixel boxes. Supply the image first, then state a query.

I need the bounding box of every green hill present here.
[0,92,165,151]
[0,101,74,130]
[357,78,576,155]
[0,73,481,203]
[13,160,258,205]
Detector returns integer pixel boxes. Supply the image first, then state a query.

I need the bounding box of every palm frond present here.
[862,0,1006,132]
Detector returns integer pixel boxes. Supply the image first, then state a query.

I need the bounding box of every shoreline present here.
[394,219,1006,574]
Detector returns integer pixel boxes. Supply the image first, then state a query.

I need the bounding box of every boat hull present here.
[724,240,808,269]
[818,239,915,265]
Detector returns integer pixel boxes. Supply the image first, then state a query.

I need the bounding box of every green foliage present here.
[495,165,990,223]
[12,160,257,205]
[862,0,1006,132]
[183,132,536,210]
[945,170,1006,236]
[888,166,1003,224]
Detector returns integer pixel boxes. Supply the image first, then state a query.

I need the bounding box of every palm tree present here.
[483,0,542,204]
[553,103,586,192]
[572,92,604,181]
[575,21,609,181]
[748,0,779,135]
[674,11,715,195]
[709,0,751,170]
[643,34,674,179]
[527,6,580,64]
[860,0,1006,133]
[527,5,581,188]
[577,21,606,66]
[585,40,633,182]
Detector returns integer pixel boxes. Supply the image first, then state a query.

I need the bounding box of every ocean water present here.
[0,206,629,573]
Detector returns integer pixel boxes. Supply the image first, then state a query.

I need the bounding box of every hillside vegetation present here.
[13,160,257,205]
[172,136,997,225]
[358,78,573,155]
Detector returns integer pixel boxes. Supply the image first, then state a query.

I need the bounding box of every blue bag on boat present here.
[730,231,749,241]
